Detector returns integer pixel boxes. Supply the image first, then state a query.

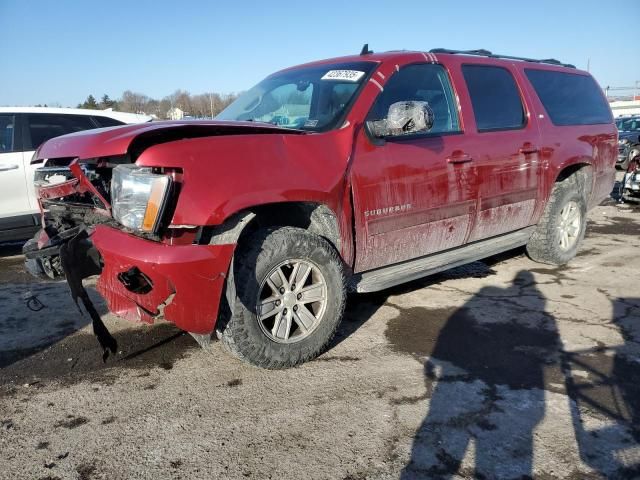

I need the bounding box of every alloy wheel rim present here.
[256,259,327,344]
[557,201,582,251]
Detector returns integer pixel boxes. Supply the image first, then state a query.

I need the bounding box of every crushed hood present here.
[33,120,305,163]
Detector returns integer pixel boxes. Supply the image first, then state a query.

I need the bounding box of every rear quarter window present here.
[92,116,125,127]
[525,69,612,126]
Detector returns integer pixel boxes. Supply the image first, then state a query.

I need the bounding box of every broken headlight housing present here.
[111,165,172,233]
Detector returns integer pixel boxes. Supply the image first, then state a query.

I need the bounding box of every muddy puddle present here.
[0,322,198,390]
[587,216,640,236]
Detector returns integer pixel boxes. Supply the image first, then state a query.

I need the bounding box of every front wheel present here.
[219,226,346,369]
[526,174,588,265]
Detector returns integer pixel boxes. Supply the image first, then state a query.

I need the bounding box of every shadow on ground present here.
[384,269,640,479]
[0,281,196,385]
[332,248,525,351]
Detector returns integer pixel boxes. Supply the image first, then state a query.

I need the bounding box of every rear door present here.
[460,64,542,242]
[0,114,32,221]
[351,62,478,272]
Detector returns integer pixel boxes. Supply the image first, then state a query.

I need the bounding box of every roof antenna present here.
[360,43,373,55]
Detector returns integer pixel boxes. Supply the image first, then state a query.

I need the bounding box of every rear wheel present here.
[219,226,346,369]
[526,173,587,265]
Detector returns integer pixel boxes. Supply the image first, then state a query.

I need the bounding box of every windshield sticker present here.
[304,119,319,128]
[321,70,365,82]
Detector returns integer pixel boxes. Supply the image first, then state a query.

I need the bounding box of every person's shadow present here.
[563,297,640,478]
[401,270,562,479]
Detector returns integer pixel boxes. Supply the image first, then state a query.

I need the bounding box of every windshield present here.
[216,61,375,132]
[616,117,640,131]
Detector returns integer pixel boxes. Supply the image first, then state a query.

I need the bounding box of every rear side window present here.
[26,114,96,149]
[0,115,16,153]
[462,65,525,132]
[92,116,125,128]
[525,69,612,126]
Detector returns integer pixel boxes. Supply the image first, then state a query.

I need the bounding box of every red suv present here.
[26,48,616,368]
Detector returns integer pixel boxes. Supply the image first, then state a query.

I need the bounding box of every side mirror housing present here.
[367,101,434,138]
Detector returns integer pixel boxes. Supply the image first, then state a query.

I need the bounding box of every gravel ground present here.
[0,198,639,480]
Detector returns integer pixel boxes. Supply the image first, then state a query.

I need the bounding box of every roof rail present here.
[429,48,576,69]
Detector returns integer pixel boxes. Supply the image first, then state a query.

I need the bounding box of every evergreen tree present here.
[100,94,117,109]
[80,94,98,109]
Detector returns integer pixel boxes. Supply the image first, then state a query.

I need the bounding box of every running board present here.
[352,227,535,293]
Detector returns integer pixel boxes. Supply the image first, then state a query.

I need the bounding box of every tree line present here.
[76,90,239,118]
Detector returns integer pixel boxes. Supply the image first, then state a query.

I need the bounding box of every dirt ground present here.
[1,197,639,479]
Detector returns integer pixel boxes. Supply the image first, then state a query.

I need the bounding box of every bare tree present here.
[120,90,149,114]
[91,89,239,118]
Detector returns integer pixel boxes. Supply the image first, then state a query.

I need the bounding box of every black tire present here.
[22,238,48,280]
[526,174,588,265]
[218,226,346,369]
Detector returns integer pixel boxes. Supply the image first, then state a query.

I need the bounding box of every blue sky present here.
[1,0,638,106]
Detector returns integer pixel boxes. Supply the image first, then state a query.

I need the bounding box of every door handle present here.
[519,144,539,154]
[446,152,473,164]
[0,164,19,172]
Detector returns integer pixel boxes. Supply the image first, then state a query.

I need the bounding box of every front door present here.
[0,114,31,221]
[351,63,478,272]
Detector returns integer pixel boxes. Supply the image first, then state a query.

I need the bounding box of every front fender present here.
[136,127,355,227]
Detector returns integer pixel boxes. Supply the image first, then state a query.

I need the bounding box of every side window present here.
[0,115,16,153]
[462,65,525,132]
[26,114,96,150]
[92,116,125,128]
[368,64,460,134]
[525,69,612,126]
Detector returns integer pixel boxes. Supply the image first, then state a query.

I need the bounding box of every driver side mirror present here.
[367,101,434,138]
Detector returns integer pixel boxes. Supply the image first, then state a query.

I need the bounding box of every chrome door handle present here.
[447,152,473,164]
[0,164,19,172]
[519,144,539,154]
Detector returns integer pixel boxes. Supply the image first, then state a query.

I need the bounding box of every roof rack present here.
[429,48,576,69]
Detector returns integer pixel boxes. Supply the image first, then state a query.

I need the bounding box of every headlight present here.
[111,165,172,233]
[619,138,629,145]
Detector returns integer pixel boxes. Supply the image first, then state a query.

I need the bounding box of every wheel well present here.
[555,163,593,200]
[205,202,341,254]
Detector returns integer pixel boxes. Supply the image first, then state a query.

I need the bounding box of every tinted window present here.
[92,116,125,128]
[525,69,612,126]
[26,114,96,149]
[462,65,525,132]
[616,117,640,132]
[0,115,15,153]
[368,64,460,134]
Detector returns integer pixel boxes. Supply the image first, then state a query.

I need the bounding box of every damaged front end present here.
[24,159,121,359]
[24,155,234,361]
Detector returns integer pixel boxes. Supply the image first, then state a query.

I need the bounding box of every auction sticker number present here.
[321,70,365,82]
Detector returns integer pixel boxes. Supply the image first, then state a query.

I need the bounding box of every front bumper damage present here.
[25,159,235,360]
[92,225,233,334]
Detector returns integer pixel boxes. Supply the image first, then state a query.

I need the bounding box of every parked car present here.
[0,107,152,242]
[25,49,616,368]
[615,115,640,170]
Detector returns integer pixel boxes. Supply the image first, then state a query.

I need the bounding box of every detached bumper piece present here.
[60,230,118,361]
